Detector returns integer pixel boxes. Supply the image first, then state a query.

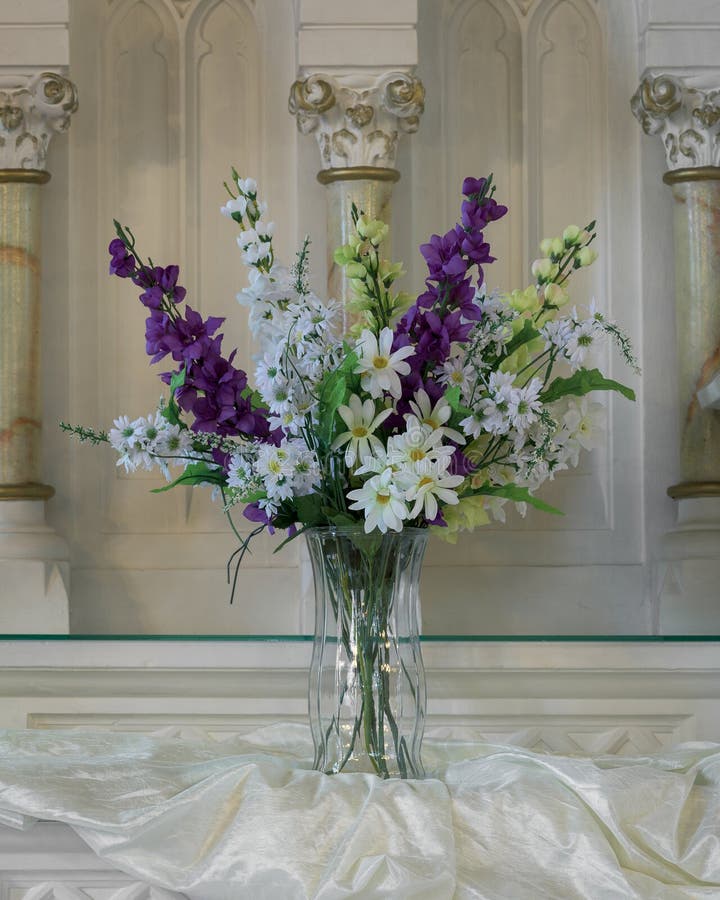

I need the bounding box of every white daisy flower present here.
[347,468,408,534]
[152,423,193,467]
[407,389,466,445]
[354,328,414,399]
[331,394,392,467]
[388,425,455,469]
[439,356,474,399]
[564,319,599,370]
[108,415,142,454]
[397,460,464,521]
[508,377,543,432]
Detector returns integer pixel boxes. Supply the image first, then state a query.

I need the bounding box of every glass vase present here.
[306,526,428,779]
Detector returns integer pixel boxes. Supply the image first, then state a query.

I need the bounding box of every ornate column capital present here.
[0,71,78,172]
[288,71,424,171]
[631,72,720,171]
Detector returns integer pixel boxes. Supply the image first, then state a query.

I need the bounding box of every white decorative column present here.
[289,71,424,306]
[289,2,423,309]
[633,70,720,626]
[0,71,77,631]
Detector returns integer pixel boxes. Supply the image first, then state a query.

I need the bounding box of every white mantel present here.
[1,639,719,749]
[1,637,720,894]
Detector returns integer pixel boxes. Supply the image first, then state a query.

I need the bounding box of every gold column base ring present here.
[667,482,720,500]
[0,483,55,501]
[317,167,400,185]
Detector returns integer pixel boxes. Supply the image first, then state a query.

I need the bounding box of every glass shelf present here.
[2,634,720,642]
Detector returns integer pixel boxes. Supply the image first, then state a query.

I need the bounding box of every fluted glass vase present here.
[306,526,428,779]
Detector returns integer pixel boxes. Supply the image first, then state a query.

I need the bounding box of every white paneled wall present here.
[32,0,679,634]
[398,0,646,633]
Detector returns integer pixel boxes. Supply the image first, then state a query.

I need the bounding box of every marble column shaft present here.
[664,171,720,491]
[632,73,720,497]
[0,72,77,499]
[0,175,48,492]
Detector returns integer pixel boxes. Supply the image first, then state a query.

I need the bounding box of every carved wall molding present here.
[0,72,78,171]
[632,72,720,169]
[288,71,425,169]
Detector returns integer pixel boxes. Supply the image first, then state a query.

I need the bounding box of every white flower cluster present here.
[459,371,543,441]
[345,390,465,533]
[227,438,320,517]
[541,303,606,372]
[221,177,273,271]
[482,395,606,496]
[252,288,343,436]
[108,412,194,477]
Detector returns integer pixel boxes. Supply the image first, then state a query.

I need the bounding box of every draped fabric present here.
[0,725,719,899]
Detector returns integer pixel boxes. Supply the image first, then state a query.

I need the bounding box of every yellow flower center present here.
[422,416,438,429]
[418,476,434,488]
[373,355,389,370]
[409,449,426,462]
[268,460,282,474]
[451,371,463,384]
[351,426,368,438]
[376,491,391,505]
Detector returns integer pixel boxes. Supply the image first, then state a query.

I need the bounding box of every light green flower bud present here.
[333,244,357,266]
[539,238,554,257]
[577,247,598,267]
[543,282,569,307]
[345,261,367,279]
[563,225,581,246]
[550,237,564,257]
[379,259,404,286]
[531,258,559,282]
[507,285,541,314]
[356,215,389,246]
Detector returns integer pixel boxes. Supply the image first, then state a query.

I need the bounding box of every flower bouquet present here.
[64,171,637,778]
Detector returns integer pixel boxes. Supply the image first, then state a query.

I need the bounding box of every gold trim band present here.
[317,167,401,185]
[667,481,720,499]
[663,167,720,185]
[0,483,55,501]
[0,169,51,185]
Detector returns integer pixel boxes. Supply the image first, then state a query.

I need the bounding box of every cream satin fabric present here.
[0,724,719,899]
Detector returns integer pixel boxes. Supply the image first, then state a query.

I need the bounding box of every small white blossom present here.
[354,328,414,400]
[407,389,465,445]
[331,394,392,467]
[508,377,543,432]
[397,460,464,521]
[347,468,408,534]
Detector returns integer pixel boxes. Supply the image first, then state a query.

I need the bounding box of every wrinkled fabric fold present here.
[0,725,718,899]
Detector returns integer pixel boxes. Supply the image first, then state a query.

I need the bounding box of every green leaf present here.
[339,347,359,375]
[317,369,347,446]
[464,482,563,516]
[327,511,356,527]
[294,493,326,527]
[540,367,636,404]
[151,461,225,493]
[241,385,266,410]
[170,367,186,394]
[444,386,462,411]
[500,319,541,360]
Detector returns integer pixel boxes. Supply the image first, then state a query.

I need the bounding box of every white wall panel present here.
[50,0,647,633]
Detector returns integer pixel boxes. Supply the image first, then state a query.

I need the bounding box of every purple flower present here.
[162,306,225,364]
[158,265,187,303]
[462,177,487,197]
[420,229,468,282]
[243,502,274,533]
[108,239,136,278]
[136,265,187,308]
[145,309,173,363]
